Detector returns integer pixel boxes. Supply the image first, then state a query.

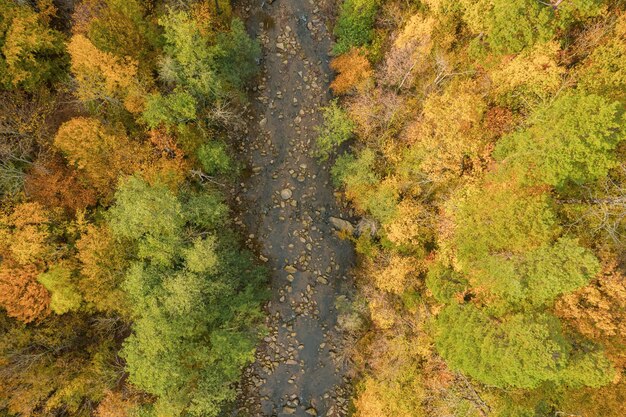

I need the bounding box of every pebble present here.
[281,188,293,199]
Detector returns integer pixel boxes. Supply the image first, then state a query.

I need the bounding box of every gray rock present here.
[281,188,293,200]
[356,217,379,237]
[329,216,354,234]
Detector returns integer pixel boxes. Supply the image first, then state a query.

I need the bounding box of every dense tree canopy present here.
[0,1,263,416]
[326,2,626,416]
[1,0,625,416]
[0,0,67,91]
[110,177,266,417]
[434,304,614,389]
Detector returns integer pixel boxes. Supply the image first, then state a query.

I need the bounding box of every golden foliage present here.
[489,41,565,107]
[0,202,50,266]
[370,254,421,294]
[140,128,189,189]
[577,14,626,102]
[191,0,233,35]
[368,292,396,330]
[561,382,626,417]
[354,334,425,417]
[330,48,373,95]
[556,260,626,365]
[404,80,489,182]
[95,390,141,417]
[0,261,50,323]
[76,224,130,316]
[67,34,144,113]
[385,199,435,250]
[53,117,147,198]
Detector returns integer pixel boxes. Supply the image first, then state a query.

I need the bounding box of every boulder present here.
[329,216,354,234]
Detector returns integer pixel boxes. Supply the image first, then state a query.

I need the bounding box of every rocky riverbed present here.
[230,0,357,416]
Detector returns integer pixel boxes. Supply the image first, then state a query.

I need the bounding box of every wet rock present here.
[329,217,354,234]
[281,188,293,200]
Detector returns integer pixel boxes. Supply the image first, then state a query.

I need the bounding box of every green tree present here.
[461,0,555,54]
[108,178,266,417]
[38,265,82,315]
[182,191,229,230]
[142,90,197,129]
[495,93,625,189]
[333,0,379,55]
[452,181,600,307]
[434,304,614,389]
[316,100,355,160]
[197,141,233,175]
[211,19,260,92]
[108,176,184,266]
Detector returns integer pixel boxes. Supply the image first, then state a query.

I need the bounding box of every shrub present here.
[315,100,355,160]
[333,0,379,55]
[197,141,232,175]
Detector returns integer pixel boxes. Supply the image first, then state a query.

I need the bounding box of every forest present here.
[324,0,626,416]
[0,0,625,417]
[0,1,266,416]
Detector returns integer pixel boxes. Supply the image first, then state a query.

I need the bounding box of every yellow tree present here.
[53,117,147,199]
[67,34,145,113]
[0,202,53,323]
[405,80,489,183]
[76,224,131,316]
[330,48,373,95]
[489,41,565,109]
[0,0,67,91]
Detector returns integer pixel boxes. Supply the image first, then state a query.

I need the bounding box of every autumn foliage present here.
[330,48,373,95]
[1,1,264,416]
[25,156,98,213]
[0,262,50,323]
[329,2,626,416]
